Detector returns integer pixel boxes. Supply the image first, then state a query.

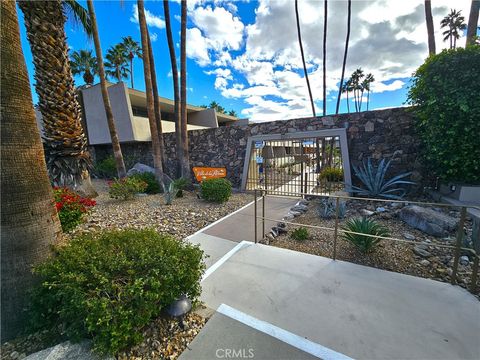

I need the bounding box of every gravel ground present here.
[1,180,252,360]
[267,197,478,294]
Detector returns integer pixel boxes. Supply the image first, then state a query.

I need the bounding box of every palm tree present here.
[362,73,375,111]
[424,0,436,55]
[18,0,95,193]
[294,0,316,117]
[70,49,97,85]
[180,0,190,179]
[350,68,364,112]
[341,79,353,113]
[121,36,142,89]
[335,0,352,114]
[466,1,480,46]
[105,44,130,82]
[163,0,182,178]
[137,0,165,187]
[322,0,328,116]
[209,101,226,114]
[86,0,126,178]
[441,9,467,49]
[228,110,237,117]
[1,0,62,341]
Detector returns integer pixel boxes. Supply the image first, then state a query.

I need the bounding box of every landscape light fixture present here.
[165,294,192,329]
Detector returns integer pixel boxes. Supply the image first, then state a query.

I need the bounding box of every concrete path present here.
[185,196,480,360]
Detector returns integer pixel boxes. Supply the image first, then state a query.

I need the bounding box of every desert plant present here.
[94,156,117,179]
[341,217,389,253]
[28,229,205,354]
[108,177,147,200]
[318,198,346,219]
[351,156,414,199]
[407,46,480,184]
[129,172,162,194]
[318,167,344,182]
[172,177,189,197]
[164,182,179,205]
[291,227,309,241]
[201,178,232,203]
[53,187,96,232]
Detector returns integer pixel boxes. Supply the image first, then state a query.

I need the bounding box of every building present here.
[35,81,243,145]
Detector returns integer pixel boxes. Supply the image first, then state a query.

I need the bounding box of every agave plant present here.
[341,217,389,253]
[164,182,179,205]
[318,198,346,219]
[351,156,415,199]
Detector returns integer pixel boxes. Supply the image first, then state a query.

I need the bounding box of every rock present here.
[360,209,375,217]
[420,259,431,266]
[24,341,114,360]
[403,232,416,240]
[298,199,309,206]
[399,205,457,237]
[272,226,287,234]
[413,245,432,257]
[459,256,469,266]
[277,222,286,229]
[291,204,308,213]
[288,211,302,217]
[283,214,294,221]
[270,228,278,237]
[390,202,403,209]
[127,163,155,176]
[376,206,386,213]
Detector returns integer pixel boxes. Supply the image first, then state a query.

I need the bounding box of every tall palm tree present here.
[105,44,130,82]
[163,0,182,178]
[424,0,436,55]
[18,0,95,193]
[335,0,352,114]
[146,28,166,170]
[121,36,142,89]
[350,68,364,112]
[466,1,480,46]
[1,0,62,341]
[441,9,467,49]
[180,0,190,179]
[322,0,328,116]
[70,49,97,85]
[137,0,165,187]
[86,0,126,178]
[362,73,375,111]
[342,79,353,113]
[294,0,316,117]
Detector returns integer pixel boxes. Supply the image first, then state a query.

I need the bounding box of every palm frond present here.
[63,0,93,38]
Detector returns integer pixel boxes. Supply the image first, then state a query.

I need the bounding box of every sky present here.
[17,0,477,122]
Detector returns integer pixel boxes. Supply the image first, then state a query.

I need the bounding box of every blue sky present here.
[18,0,476,122]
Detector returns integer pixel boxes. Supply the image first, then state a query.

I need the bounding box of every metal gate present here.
[242,129,352,196]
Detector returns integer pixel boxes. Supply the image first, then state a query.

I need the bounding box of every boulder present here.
[360,209,375,217]
[127,163,155,176]
[403,232,416,241]
[399,205,457,237]
[25,341,114,360]
[413,245,432,258]
[291,204,308,213]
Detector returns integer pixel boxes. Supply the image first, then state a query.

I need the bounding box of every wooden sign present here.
[193,167,227,182]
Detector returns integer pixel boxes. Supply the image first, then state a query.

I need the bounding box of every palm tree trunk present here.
[322,0,327,117]
[466,1,480,46]
[86,0,126,178]
[450,28,453,49]
[346,91,350,113]
[130,57,134,89]
[295,0,316,117]
[147,28,166,173]
[180,0,190,179]
[163,0,182,178]
[335,0,351,114]
[137,0,165,186]
[116,67,121,82]
[367,90,370,111]
[424,0,436,55]
[18,0,95,193]
[1,0,62,341]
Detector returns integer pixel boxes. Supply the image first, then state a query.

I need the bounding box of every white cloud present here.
[186,28,210,66]
[130,4,165,29]
[150,32,158,42]
[371,80,405,93]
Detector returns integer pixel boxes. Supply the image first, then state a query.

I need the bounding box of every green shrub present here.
[201,178,232,203]
[172,177,189,197]
[28,229,205,355]
[94,156,117,179]
[129,172,162,194]
[318,167,344,182]
[291,227,309,241]
[407,46,480,184]
[108,177,147,200]
[53,187,96,232]
[341,217,389,253]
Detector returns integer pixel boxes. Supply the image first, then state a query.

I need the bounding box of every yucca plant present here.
[341,217,389,253]
[351,156,415,199]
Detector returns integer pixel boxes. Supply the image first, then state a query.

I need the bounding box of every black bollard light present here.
[165,294,192,329]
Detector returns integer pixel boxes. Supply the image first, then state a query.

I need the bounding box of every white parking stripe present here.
[217,304,354,360]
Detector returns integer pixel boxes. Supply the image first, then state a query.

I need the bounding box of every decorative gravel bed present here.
[265,197,478,295]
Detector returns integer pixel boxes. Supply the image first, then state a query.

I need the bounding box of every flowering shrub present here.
[53,187,96,232]
[108,177,148,200]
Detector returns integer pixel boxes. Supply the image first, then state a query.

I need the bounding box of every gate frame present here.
[241,129,352,192]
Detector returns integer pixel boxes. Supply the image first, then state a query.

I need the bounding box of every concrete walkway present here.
[185,196,480,360]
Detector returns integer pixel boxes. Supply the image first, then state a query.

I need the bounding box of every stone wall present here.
[91,107,426,190]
